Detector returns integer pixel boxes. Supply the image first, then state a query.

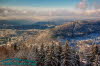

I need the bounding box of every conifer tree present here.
[55,43,63,66]
[37,44,45,66]
[45,44,57,66]
[92,45,99,66]
[61,40,72,66]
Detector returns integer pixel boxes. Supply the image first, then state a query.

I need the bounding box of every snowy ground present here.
[58,32,100,46]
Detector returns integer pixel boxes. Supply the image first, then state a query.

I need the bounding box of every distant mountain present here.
[0,20,64,26]
[49,20,100,39]
[0,20,35,25]
[34,20,100,41]
[33,21,57,25]
[0,20,56,29]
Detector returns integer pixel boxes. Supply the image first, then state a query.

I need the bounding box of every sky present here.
[0,0,79,7]
[0,0,98,8]
[0,0,100,10]
[0,0,100,17]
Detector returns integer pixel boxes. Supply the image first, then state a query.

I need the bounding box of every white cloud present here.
[0,6,100,17]
[77,0,88,10]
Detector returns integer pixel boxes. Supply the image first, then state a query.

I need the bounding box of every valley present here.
[0,19,100,66]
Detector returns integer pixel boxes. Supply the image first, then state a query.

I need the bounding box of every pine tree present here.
[92,45,99,66]
[61,40,72,66]
[37,44,45,66]
[45,44,57,66]
[30,45,39,66]
[55,43,63,66]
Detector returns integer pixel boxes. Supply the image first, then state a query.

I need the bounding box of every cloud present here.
[93,1,100,9]
[0,6,100,17]
[85,9,100,16]
[76,0,100,16]
[77,0,88,10]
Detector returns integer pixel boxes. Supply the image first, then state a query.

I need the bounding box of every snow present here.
[57,33,100,46]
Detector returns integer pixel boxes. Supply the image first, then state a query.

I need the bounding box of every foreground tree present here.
[61,41,73,66]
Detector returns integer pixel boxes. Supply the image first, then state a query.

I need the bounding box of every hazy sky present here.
[0,0,79,7]
[0,0,99,8]
[0,0,100,17]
